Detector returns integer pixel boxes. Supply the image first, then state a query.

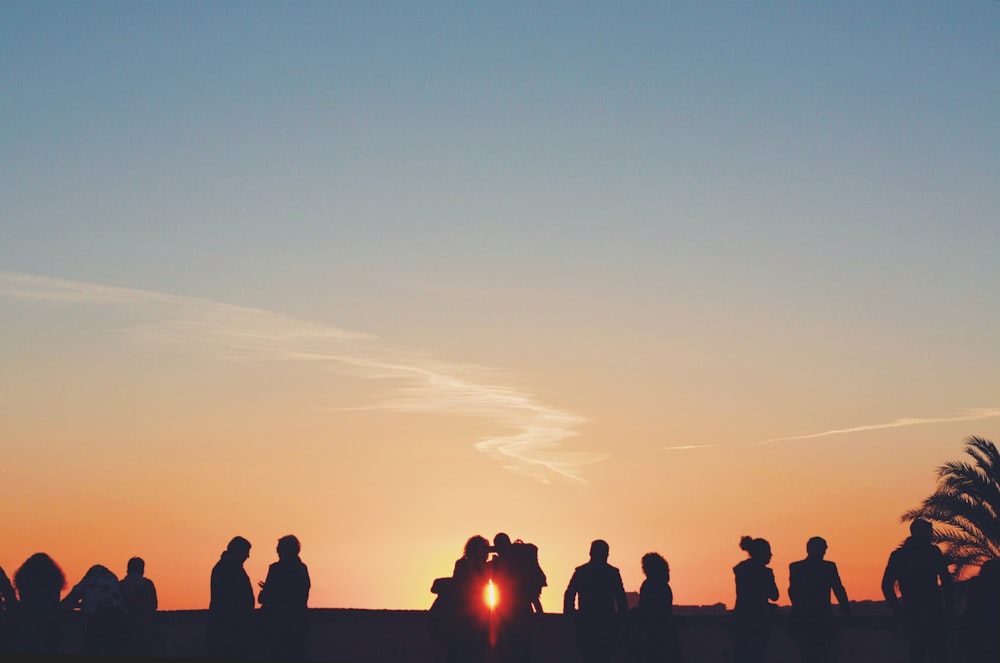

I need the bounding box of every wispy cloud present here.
[0,271,603,483]
[757,408,1000,446]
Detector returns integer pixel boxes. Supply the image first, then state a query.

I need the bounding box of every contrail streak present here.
[659,409,1000,451]
[0,271,603,484]
[757,408,1000,445]
[661,444,717,450]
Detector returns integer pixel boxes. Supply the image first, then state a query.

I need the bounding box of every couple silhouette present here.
[430,532,546,663]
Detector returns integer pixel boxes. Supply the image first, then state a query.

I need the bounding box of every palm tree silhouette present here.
[902,436,1000,578]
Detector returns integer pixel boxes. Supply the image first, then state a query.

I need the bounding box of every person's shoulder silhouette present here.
[881,519,950,612]
[563,539,627,617]
[788,536,849,616]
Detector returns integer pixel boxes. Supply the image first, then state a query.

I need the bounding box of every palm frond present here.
[901,437,1000,577]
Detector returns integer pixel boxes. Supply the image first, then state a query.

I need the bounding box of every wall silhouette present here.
[32,608,979,662]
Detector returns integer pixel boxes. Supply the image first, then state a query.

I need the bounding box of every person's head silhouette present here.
[127,557,145,576]
[909,519,933,543]
[227,536,251,562]
[589,539,610,563]
[277,535,300,560]
[806,537,827,559]
[740,536,772,564]
[464,535,490,562]
[641,552,670,581]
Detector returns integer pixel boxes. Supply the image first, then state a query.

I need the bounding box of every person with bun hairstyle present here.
[730,536,778,663]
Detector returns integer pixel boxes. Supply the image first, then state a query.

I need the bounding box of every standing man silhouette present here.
[788,537,850,663]
[563,539,629,663]
[881,519,952,663]
[119,557,158,655]
[208,536,254,659]
[258,535,311,661]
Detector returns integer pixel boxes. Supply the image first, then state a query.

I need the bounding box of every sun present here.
[485,579,498,609]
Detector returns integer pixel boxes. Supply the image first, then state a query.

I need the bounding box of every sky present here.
[2,1,999,611]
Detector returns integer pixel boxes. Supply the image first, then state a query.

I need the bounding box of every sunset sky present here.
[2,2,999,612]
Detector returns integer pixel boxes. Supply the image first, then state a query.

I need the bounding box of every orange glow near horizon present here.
[2,275,997,613]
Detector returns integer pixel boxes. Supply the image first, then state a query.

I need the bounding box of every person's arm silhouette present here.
[880,553,902,614]
[831,563,850,616]
[563,571,579,615]
[765,567,779,603]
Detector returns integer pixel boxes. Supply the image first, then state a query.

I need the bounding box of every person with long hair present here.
[62,564,128,655]
[208,536,254,659]
[629,552,678,663]
[731,536,778,663]
[12,552,67,653]
[444,535,492,663]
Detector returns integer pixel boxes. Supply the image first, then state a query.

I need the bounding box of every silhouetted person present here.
[258,535,311,661]
[788,536,850,663]
[119,556,158,655]
[490,532,547,662]
[62,564,129,655]
[628,552,678,663]
[962,558,999,663]
[564,539,629,663]
[731,535,778,663]
[0,565,14,651]
[12,552,67,653]
[881,519,952,663]
[208,535,254,659]
[434,535,492,663]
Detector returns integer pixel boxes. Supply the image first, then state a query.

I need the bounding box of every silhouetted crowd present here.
[0,523,996,662]
[430,523,999,663]
[0,553,156,656]
[0,534,309,659]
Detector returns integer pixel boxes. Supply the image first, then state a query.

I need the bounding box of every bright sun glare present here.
[485,579,498,609]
